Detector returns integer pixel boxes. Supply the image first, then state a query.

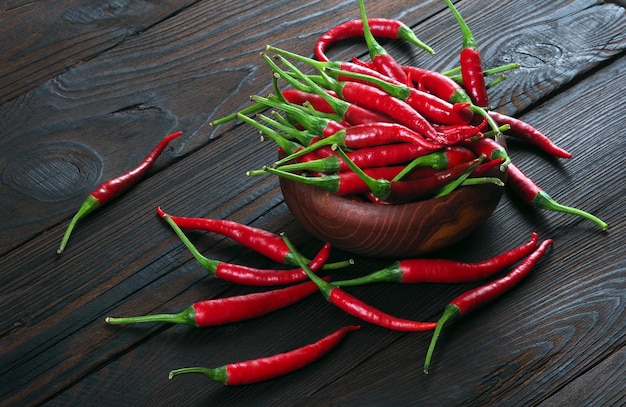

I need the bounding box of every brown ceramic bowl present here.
[280,158,506,258]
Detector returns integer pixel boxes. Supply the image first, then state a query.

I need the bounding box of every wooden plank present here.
[0,0,200,103]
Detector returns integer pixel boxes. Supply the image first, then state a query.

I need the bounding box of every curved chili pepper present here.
[314,17,432,63]
[274,122,441,166]
[161,211,337,286]
[57,131,183,254]
[283,235,436,332]
[334,233,538,286]
[444,0,489,107]
[489,111,572,159]
[405,65,472,105]
[424,238,554,373]
[156,207,350,269]
[105,279,329,328]
[505,163,608,230]
[168,325,360,385]
[274,143,431,175]
[357,0,408,83]
[261,165,404,196]
[324,67,474,126]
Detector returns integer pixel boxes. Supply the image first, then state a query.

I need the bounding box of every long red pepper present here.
[283,234,436,332]
[314,17,433,62]
[273,122,441,166]
[334,233,538,286]
[156,207,349,268]
[161,211,338,286]
[57,131,183,254]
[105,279,329,328]
[325,67,474,130]
[489,111,572,159]
[424,238,554,373]
[444,0,489,107]
[357,0,408,83]
[505,163,608,230]
[168,325,360,385]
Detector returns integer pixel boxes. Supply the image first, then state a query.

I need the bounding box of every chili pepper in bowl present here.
[168,325,360,385]
[334,233,538,287]
[505,163,608,230]
[314,17,432,63]
[105,279,328,327]
[283,234,436,332]
[356,0,408,83]
[423,238,554,373]
[444,0,489,107]
[57,131,183,254]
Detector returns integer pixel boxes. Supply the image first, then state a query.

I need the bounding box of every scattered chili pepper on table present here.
[105,279,329,328]
[334,233,539,286]
[168,325,360,385]
[283,234,437,332]
[57,131,182,254]
[424,238,554,373]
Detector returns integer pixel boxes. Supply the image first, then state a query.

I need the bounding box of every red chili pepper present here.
[283,235,436,332]
[262,165,404,196]
[334,233,538,286]
[324,67,474,126]
[327,78,440,140]
[424,238,554,373]
[444,0,489,107]
[275,142,432,174]
[168,325,360,385]
[489,111,572,159]
[156,207,339,267]
[160,211,336,286]
[57,131,183,254]
[465,135,510,170]
[314,17,433,63]
[105,279,330,328]
[505,163,608,230]
[274,122,441,166]
[357,0,409,83]
[281,88,338,115]
[405,65,472,105]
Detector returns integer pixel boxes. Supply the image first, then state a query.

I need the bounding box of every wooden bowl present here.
[280,163,506,258]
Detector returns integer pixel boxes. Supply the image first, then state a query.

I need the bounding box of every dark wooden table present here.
[1,1,625,405]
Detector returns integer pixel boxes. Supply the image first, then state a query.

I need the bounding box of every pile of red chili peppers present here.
[94,0,610,387]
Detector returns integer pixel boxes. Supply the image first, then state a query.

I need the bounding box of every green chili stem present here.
[444,0,476,49]
[334,262,403,287]
[161,213,220,273]
[424,303,461,374]
[57,195,100,254]
[236,113,302,155]
[432,156,483,198]
[392,150,450,182]
[533,191,608,230]
[210,102,266,126]
[105,307,196,326]
[460,177,504,187]
[281,233,334,299]
[169,366,228,383]
[332,145,391,199]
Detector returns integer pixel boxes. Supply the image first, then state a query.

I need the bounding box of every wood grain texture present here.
[0,0,624,405]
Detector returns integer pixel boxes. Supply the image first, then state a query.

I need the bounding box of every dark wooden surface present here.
[1,1,624,405]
